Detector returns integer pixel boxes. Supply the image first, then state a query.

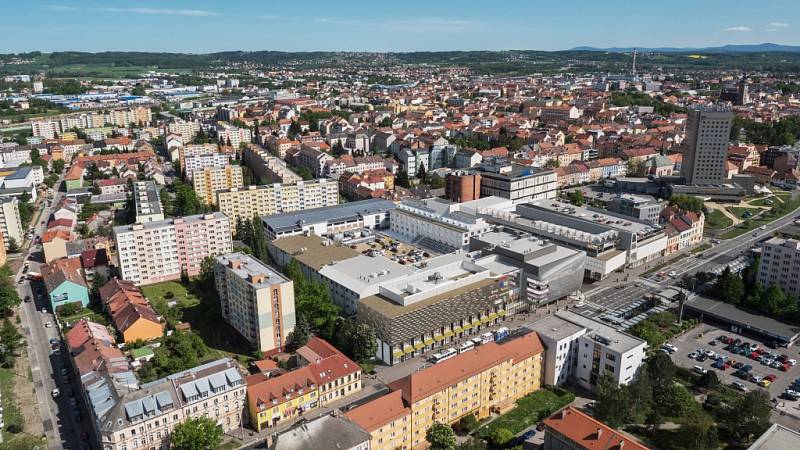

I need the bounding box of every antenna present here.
[631,48,637,78]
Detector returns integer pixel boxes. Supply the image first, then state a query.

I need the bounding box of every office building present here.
[214,253,296,353]
[474,157,557,202]
[681,105,734,185]
[527,311,647,392]
[192,165,243,205]
[543,407,649,450]
[483,200,667,280]
[267,234,361,285]
[470,229,586,308]
[0,197,22,249]
[132,181,164,223]
[261,199,393,240]
[445,171,481,203]
[607,194,664,224]
[114,212,232,286]
[345,332,544,450]
[389,197,510,252]
[758,237,800,297]
[217,179,339,228]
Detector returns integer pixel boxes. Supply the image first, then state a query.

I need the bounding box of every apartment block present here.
[31,120,60,139]
[214,253,295,353]
[167,121,201,144]
[543,407,649,450]
[133,181,164,223]
[0,197,23,249]
[475,157,558,202]
[216,179,339,228]
[242,143,303,184]
[183,153,230,180]
[247,338,362,432]
[114,212,232,286]
[192,165,244,205]
[758,237,800,297]
[681,105,734,185]
[345,332,544,449]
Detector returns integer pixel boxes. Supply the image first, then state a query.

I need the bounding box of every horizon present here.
[3,0,799,53]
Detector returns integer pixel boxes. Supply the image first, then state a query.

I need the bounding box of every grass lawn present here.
[476,389,575,439]
[0,367,41,446]
[216,438,243,450]
[727,207,762,219]
[747,197,775,207]
[705,210,733,230]
[142,281,254,360]
[722,194,800,239]
[690,243,711,254]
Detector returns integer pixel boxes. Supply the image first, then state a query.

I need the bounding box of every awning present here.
[443,330,455,338]
[498,310,507,316]
[480,316,490,323]
[471,318,481,326]
[434,334,445,341]
[393,349,404,358]
[424,338,434,345]
[488,313,498,320]
[414,342,425,350]
[463,323,473,330]
[403,345,414,354]
[453,326,463,333]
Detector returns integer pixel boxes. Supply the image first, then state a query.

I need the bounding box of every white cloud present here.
[769,22,789,27]
[724,26,752,32]
[96,7,218,17]
[45,5,78,11]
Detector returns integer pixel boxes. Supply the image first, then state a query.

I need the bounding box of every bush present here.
[488,427,515,447]
[56,302,83,317]
[458,414,480,433]
[164,291,175,299]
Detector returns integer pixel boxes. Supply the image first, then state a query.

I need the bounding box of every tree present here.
[6,237,19,254]
[193,128,209,144]
[457,438,487,450]
[0,284,22,316]
[626,159,646,177]
[675,411,719,450]
[487,427,515,447]
[654,383,696,418]
[0,318,25,368]
[696,370,720,390]
[544,158,560,168]
[426,423,456,450]
[594,372,630,427]
[567,190,585,206]
[180,267,190,285]
[625,368,652,422]
[51,159,65,174]
[396,168,410,188]
[288,120,302,138]
[630,320,665,348]
[250,214,269,262]
[458,414,480,433]
[198,256,216,289]
[721,390,771,443]
[350,323,378,362]
[714,266,745,305]
[288,313,311,350]
[669,194,704,213]
[647,352,675,391]
[644,409,663,437]
[417,163,427,181]
[171,416,223,450]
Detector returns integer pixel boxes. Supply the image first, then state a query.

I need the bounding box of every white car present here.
[732,381,748,392]
[44,321,52,328]
[668,271,678,278]
[789,359,797,366]
[693,365,708,375]
[51,388,60,398]
[704,349,716,358]
[662,344,678,354]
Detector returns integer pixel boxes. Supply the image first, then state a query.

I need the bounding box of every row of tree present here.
[713,260,800,323]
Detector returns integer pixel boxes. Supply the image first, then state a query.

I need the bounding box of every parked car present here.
[759,379,772,387]
[51,389,60,398]
[765,374,778,382]
[662,343,678,354]
[750,375,764,383]
[694,365,708,375]
[688,351,699,359]
[732,381,748,391]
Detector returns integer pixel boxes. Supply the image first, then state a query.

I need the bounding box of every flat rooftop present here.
[216,252,288,288]
[555,310,646,353]
[318,255,414,295]
[748,423,800,450]
[269,234,359,271]
[523,199,661,237]
[360,277,496,319]
[685,296,800,342]
[133,180,162,217]
[525,314,586,342]
[262,198,395,234]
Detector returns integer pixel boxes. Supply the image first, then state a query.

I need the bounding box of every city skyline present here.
[3,0,799,53]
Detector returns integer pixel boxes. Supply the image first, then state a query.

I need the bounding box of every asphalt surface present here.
[16,186,92,450]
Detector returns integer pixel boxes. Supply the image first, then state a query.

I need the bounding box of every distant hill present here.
[570,43,800,53]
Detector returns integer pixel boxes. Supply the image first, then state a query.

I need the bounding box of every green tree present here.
[629,320,665,348]
[675,411,719,450]
[647,352,675,391]
[51,159,66,174]
[0,284,22,316]
[198,256,216,289]
[6,237,19,254]
[417,162,427,181]
[350,323,378,362]
[250,215,268,262]
[487,427,515,447]
[192,128,209,144]
[625,368,653,422]
[544,158,560,168]
[626,159,647,177]
[721,390,771,444]
[696,370,720,390]
[288,120,303,138]
[669,194,704,213]
[567,190,585,206]
[457,438,487,450]
[645,409,663,437]
[714,267,745,305]
[288,313,311,350]
[171,416,223,450]
[458,414,480,433]
[654,383,696,418]
[284,259,341,340]
[426,423,456,450]
[396,168,410,188]
[0,318,25,367]
[594,372,630,427]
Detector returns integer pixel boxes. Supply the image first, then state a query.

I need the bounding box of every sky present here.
[2,0,799,53]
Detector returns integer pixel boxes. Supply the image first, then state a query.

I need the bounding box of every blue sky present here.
[3,0,799,53]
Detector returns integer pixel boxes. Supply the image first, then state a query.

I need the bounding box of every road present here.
[16,185,91,450]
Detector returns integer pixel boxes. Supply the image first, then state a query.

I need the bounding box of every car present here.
[51,388,60,398]
[759,379,772,387]
[688,351,698,359]
[40,307,47,313]
[23,295,30,303]
[704,350,716,358]
[732,381,748,391]
[750,343,760,351]
[697,354,707,362]
[17,278,23,285]
[770,361,782,369]
[733,361,745,369]
[49,338,58,345]
[52,349,61,356]
[787,389,800,397]
[779,354,789,362]
[668,271,678,278]
[781,363,791,372]
[44,321,52,328]
[522,430,537,440]
[784,391,800,400]
[760,225,767,230]
[765,374,777,382]
[751,375,764,383]
[789,359,797,366]
[694,365,708,375]
[662,344,678,353]
[712,361,727,370]
[709,339,718,346]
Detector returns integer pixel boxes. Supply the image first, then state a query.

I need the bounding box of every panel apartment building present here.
[758,237,800,297]
[114,212,232,286]
[214,253,296,353]
[680,105,734,185]
[216,179,339,227]
[192,165,244,205]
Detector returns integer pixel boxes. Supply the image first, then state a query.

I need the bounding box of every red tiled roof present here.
[544,407,649,450]
[344,390,411,432]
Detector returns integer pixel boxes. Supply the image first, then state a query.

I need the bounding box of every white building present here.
[261,198,393,241]
[0,197,23,249]
[527,311,647,391]
[31,120,60,139]
[183,153,230,180]
[167,121,201,144]
[758,237,800,297]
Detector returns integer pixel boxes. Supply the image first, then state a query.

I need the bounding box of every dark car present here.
[522,430,537,440]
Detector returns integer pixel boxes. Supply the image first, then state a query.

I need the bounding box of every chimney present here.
[596,428,603,439]
[619,441,624,449]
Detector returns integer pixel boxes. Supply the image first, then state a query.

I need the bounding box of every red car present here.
[765,374,778,382]
[750,352,760,359]
[780,363,791,372]
[779,354,790,362]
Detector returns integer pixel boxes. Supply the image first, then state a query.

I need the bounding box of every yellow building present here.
[345,332,544,450]
[192,165,244,205]
[58,131,78,141]
[216,179,339,229]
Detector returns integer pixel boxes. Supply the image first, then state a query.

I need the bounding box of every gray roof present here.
[4,166,31,180]
[262,198,395,234]
[525,314,587,342]
[686,296,800,342]
[271,414,370,450]
[216,252,289,288]
[747,423,800,450]
[554,310,647,353]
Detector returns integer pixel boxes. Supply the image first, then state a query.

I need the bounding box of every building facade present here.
[681,106,734,185]
[192,165,244,205]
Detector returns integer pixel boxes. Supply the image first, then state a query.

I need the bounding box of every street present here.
[15,185,92,450]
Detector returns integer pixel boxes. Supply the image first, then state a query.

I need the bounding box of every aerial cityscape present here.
[4,1,800,450]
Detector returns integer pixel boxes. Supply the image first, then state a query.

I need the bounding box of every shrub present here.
[488,427,515,447]
[164,291,175,299]
[459,414,480,433]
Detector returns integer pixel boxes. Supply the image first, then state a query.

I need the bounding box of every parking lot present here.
[669,326,800,406]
